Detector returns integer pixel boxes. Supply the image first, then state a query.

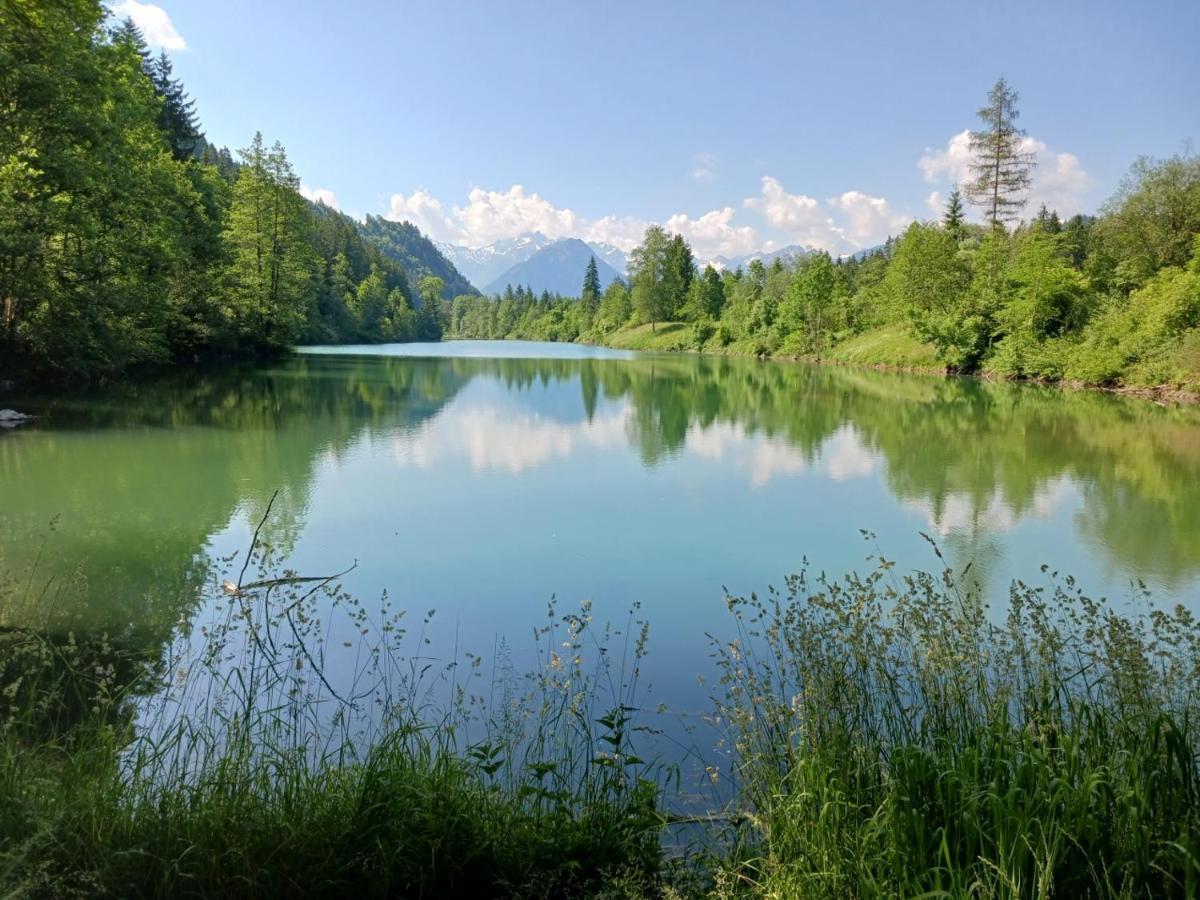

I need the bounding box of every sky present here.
[111,0,1199,258]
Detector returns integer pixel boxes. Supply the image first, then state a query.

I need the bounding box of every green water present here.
[3,340,1199,720]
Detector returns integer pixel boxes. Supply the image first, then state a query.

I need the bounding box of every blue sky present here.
[112,0,1199,258]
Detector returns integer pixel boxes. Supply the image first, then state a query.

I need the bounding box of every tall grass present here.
[710,535,1200,898]
[3,520,1199,897]
[0,501,666,898]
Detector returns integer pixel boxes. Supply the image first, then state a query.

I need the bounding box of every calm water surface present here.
[3,340,1200,753]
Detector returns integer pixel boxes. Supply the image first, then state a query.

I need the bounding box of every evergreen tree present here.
[665,234,695,317]
[112,17,152,71]
[942,187,966,240]
[150,50,201,160]
[582,255,601,302]
[966,78,1036,228]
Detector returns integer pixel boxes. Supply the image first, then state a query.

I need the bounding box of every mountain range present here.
[706,244,815,271]
[437,232,628,295]
[481,238,624,296]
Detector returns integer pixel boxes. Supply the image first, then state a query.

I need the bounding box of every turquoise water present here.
[3,341,1199,759]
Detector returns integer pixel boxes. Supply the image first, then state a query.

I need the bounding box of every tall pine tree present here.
[582,255,601,301]
[966,78,1036,228]
[150,50,200,160]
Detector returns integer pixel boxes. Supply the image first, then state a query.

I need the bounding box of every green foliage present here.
[885,223,979,368]
[1066,257,1200,385]
[1094,153,1200,289]
[582,254,602,304]
[778,252,836,356]
[359,215,477,300]
[629,226,675,331]
[0,520,665,898]
[989,230,1089,377]
[4,521,1198,897]
[222,133,318,350]
[712,547,1200,898]
[0,1,443,380]
[943,187,967,241]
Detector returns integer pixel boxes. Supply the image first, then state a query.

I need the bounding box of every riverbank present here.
[587,322,1200,404]
[3,540,1198,898]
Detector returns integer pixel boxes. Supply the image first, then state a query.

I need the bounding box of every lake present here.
[3,340,1200,769]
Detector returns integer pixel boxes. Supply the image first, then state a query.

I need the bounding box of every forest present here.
[448,85,1200,394]
[4,4,1197,396]
[0,1,457,381]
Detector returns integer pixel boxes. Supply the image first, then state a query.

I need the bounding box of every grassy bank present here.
[2,526,1198,897]
[591,321,1200,401]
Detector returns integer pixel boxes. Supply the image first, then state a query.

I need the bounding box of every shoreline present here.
[573,330,1200,406]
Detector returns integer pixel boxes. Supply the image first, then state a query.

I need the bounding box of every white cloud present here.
[383,184,656,254]
[1021,140,1094,218]
[926,191,944,216]
[381,175,913,259]
[742,177,908,253]
[692,151,717,182]
[918,129,974,184]
[581,215,649,252]
[745,176,823,232]
[918,129,1095,219]
[453,185,580,246]
[665,207,760,260]
[110,0,187,50]
[385,189,467,244]
[827,191,912,246]
[300,185,339,210]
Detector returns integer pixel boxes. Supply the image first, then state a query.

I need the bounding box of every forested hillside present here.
[0,2,446,380]
[359,216,477,300]
[447,82,1200,394]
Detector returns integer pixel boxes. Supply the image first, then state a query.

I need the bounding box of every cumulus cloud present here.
[381,175,913,258]
[582,215,650,252]
[110,0,186,50]
[300,186,339,210]
[453,185,580,246]
[665,207,760,260]
[745,176,823,232]
[918,129,1095,219]
[918,129,974,184]
[1021,141,1094,218]
[385,189,467,244]
[741,177,908,253]
[827,191,912,245]
[384,183,652,253]
[926,191,944,216]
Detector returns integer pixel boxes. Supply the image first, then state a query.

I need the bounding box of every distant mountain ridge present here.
[707,244,815,271]
[359,216,477,299]
[435,233,556,289]
[438,232,628,291]
[482,238,624,297]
